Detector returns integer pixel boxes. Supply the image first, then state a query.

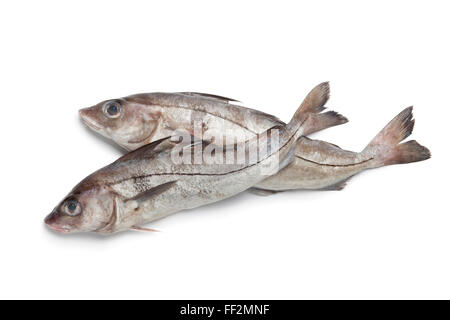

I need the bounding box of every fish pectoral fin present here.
[130,226,160,232]
[114,136,172,162]
[126,181,177,207]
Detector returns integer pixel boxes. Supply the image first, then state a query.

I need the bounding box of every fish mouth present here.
[44,213,71,233]
[79,109,102,131]
[46,224,71,233]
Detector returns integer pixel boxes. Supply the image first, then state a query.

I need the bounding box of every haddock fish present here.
[45,93,316,234]
[79,83,430,192]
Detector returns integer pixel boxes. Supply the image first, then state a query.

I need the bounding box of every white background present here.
[0,0,448,299]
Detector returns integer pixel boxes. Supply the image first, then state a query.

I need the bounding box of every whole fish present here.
[79,83,349,192]
[79,83,430,192]
[45,93,316,234]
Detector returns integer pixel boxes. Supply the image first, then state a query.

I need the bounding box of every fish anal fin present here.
[248,188,281,196]
[321,177,352,191]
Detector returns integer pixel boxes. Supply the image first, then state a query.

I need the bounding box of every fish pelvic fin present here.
[362,106,431,167]
[130,226,160,232]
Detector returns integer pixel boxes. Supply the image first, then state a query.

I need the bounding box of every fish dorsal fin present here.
[127,181,177,205]
[113,136,172,163]
[178,92,241,103]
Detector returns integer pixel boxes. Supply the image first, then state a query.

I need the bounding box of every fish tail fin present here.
[286,81,331,138]
[298,81,330,115]
[362,106,431,167]
[303,111,349,135]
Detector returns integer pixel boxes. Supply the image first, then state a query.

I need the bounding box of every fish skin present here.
[79,83,349,191]
[254,136,375,191]
[255,107,431,191]
[46,95,311,234]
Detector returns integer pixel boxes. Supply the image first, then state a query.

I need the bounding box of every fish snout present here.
[78,107,89,119]
[44,212,70,233]
[79,107,103,131]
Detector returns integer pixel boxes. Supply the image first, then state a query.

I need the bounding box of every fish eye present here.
[103,101,122,118]
[63,199,82,216]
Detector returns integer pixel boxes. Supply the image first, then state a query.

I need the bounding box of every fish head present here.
[79,96,161,150]
[45,185,116,234]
